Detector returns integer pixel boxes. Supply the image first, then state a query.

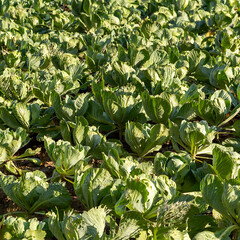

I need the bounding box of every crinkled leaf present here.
[74,168,113,209]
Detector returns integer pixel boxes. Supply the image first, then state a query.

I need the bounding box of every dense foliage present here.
[1,0,240,239]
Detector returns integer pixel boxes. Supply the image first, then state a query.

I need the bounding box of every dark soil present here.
[0,189,21,215]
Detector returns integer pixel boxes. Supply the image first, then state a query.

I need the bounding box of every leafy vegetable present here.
[1,0,240,238]
[74,167,113,209]
[0,216,46,240]
[170,120,216,158]
[48,207,107,240]
[0,171,71,214]
[125,122,169,157]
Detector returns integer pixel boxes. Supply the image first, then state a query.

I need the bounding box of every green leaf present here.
[24,228,46,240]
[85,54,96,71]
[44,137,89,176]
[83,0,91,15]
[29,103,41,125]
[17,147,41,159]
[219,104,240,127]
[156,175,177,202]
[74,93,90,117]
[0,171,71,213]
[92,80,104,108]
[48,207,107,240]
[0,173,25,209]
[141,91,172,124]
[114,211,147,240]
[0,128,29,164]
[125,122,169,157]
[179,120,216,157]
[23,158,42,166]
[81,206,106,238]
[29,182,71,214]
[52,92,89,122]
[222,183,240,224]
[101,87,141,127]
[92,138,126,159]
[144,123,170,156]
[0,0,10,16]
[73,116,88,145]
[200,174,233,222]
[126,177,158,213]
[60,120,72,143]
[13,103,30,129]
[0,108,22,129]
[47,210,65,240]
[102,149,122,179]
[212,146,234,180]
[193,231,219,240]
[0,216,46,240]
[74,168,113,209]
[71,0,82,17]
[86,99,113,124]
[180,84,203,105]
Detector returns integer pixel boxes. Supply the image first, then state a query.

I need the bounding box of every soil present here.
[0,188,21,216]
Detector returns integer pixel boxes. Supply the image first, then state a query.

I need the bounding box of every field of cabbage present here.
[1,0,240,239]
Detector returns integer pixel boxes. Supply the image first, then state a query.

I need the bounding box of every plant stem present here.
[34,212,46,216]
[63,176,74,184]
[0,211,26,219]
[105,128,118,138]
[67,176,75,179]
[196,156,212,160]
[47,176,60,182]
[218,103,240,127]
[195,159,203,163]
[143,156,155,159]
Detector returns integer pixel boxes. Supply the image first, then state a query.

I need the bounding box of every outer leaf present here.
[0,216,46,240]
[47,211,65,240]
[126,177,158,213]
[60,120,72,143]
[13,103,30,129]
[73,116,88,145]
[114,211,147,240]
[29,103,41,125]
[222,183,240,224]
[74,168,113,209]
[0,171,71,213]
[125,122,147,156]
[102,149,122,179]
[193,231,219,240]
[71,0,82,17]
[44,137,89,176]
[143,123,170,156]
[200,174,233,222]
[212,146,234,180]
[83,0,91,15]
[156,175,177,202]
[141,91,172,124]
[48,207,107,240]
[125,122,169,157]
[0,108,22,129]
[0,0,10,16]
[81,206,106,238]
[179,120,216,157]
[29,183,71,214]
[0,173,25,209]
